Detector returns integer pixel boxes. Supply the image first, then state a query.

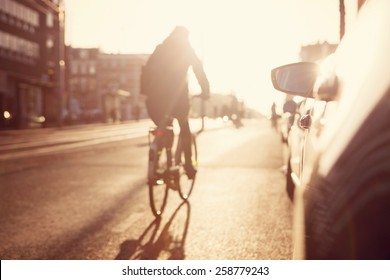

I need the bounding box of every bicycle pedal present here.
[150,175,162,185]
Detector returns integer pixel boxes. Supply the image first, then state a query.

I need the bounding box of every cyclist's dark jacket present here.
[144,28,209,124]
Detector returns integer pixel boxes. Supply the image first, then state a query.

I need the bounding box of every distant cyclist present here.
[141,26,210,179]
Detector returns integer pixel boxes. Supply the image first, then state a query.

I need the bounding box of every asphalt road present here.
[0,118,292,260]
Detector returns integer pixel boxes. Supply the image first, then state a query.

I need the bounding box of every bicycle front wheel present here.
[176,134,197,200]
[148,142,169,217]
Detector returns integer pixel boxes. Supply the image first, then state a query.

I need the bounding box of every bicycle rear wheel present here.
[148,142,169,217]
[176,134,197,200]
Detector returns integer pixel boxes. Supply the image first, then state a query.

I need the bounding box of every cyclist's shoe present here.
[148,169,165,185]
[185,164,197,180]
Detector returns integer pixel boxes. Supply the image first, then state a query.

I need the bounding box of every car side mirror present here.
[271,62,318,98]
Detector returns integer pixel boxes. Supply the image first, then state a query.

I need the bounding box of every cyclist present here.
[142,26,210,179]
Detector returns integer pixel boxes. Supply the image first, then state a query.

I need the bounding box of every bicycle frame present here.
[147,125,174,184]
[147,96,205,216]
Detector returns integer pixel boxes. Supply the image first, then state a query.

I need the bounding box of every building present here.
[65,50,149,123]
[97,53,149,122]
[0,0,65,129]
[65,47,99,123]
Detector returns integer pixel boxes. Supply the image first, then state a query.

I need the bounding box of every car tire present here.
[304,135,390,259]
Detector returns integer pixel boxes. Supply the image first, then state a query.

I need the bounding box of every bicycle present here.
[146,98,205,217]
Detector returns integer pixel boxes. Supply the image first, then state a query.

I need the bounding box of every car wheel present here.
[305,136,390,259]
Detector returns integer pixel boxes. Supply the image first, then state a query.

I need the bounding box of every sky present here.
[64,0,358,115]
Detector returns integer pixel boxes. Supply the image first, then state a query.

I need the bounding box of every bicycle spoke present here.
[148,139,169,217]
[178,134,197,200]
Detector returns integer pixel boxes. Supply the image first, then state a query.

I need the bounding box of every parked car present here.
[284,95,335,200]
[271,0,390,259]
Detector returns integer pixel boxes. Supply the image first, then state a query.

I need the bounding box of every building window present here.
[31,10,39,27]
[89,63,96,75]
[46,13,53,28]
[46,37,54,49]
[79,50,88,59]
[80,64,87,74]
[71,63,78,74]
[0,30,39,60]
[2,0,39,27]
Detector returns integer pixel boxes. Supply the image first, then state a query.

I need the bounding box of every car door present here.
[289,97,336,189]
[288,99,307,186]
[300,99,331,186]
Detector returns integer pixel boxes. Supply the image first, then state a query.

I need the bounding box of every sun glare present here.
[65,0,356,114]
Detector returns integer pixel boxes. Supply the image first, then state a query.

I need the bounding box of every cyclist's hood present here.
[163,26,190,45]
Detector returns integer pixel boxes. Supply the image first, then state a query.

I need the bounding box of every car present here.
[284,95,335,200]
[271,0,390,259]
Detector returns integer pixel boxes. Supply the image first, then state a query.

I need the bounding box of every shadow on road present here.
[115,201,191,260]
